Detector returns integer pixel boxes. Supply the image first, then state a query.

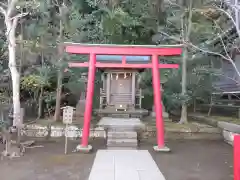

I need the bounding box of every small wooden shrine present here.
[96,55,149,117]
[99,70,143,111]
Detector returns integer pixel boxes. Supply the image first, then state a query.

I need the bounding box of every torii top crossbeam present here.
[65,43,182,55]
[66,43,182,69]
[65,43,182,152]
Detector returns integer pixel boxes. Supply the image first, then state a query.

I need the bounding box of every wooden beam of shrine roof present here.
[64,43,183,56]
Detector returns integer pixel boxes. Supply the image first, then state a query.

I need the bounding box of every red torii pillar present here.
[152,54,165,149]
[234,135,240,180]
[65,43,182,152]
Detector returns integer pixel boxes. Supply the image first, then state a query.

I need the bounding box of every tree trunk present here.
[179,47,188,124]
[234,0,240,37]
[0,0,26,155]
[38,49,44,119]
[38,87,44,119]
[54,70,63,121]
[8,32,21,128]
[10,65,21,127]
[179,0,193,124]
[54,6,64,121]
[8,31,21,145]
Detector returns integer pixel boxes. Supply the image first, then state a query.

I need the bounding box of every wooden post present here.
[139,89,142,109]
[101,73,104,84]
[106,73,111,105]
[100,73,106,109]
[65,123,68,154]
[132,72,136,105]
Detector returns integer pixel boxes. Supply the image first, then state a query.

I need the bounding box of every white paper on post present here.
[62,106,75,124]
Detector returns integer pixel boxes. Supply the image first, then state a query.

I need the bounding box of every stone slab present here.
[97,117,145,130]
[107,147,136,150]
[107,131,137,139]
[218,121,240,133]
[88,150,165,180]
[107,139,138,147]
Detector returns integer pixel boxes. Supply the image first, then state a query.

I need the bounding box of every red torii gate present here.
[65,43,182,151]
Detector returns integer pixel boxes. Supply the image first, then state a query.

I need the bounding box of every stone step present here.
[107,131,137,139]
[107,130,137,134]
[107,147,137,150]
[107,139,138,147]
[107,138,138,143]
[111,114,130,118]
[107,137,137,142]
[108,125,136,129]
[107,143,138,148]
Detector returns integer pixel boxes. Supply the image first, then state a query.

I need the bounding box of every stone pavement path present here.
[88,150,165,180]
[0,140,233,180]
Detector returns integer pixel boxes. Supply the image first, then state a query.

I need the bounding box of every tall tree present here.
[53,0,105,121]
[0,0,27,128]
[152,0,225,121]
[53,0,69,121]
[179,0,193,124]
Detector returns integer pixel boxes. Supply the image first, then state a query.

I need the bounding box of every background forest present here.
[0,0,239,124]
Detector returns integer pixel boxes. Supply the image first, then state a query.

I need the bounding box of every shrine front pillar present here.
[106,73,111,104]
[131,72,136,105]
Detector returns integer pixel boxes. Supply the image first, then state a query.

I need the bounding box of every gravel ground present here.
[0,139,233,180]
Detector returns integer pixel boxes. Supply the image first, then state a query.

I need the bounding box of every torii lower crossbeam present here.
[65,43,182,152]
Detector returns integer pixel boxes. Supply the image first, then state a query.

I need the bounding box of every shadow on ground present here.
[0,139,233,180]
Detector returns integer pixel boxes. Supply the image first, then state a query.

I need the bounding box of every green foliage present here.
[21,74,49,90]
[21,66,52,90]
[148,0,226,112]
[99,0,162,44]
[0,0,231,115]
[64,68,86,96]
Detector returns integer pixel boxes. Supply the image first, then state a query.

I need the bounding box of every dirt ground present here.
[0,139,233,180]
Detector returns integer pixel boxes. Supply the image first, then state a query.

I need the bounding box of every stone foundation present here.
[97,117,144,149]
[21,122,221,141]
[21,124,106,139]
